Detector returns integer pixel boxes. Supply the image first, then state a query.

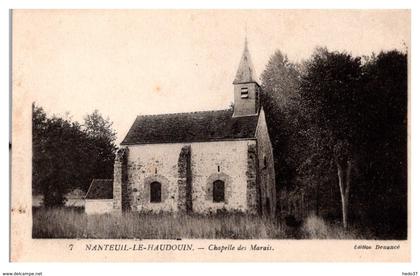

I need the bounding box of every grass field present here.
[32,207,370,239]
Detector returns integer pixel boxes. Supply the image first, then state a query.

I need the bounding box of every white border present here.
[1,0,418,275]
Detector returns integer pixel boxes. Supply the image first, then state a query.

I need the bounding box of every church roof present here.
[121,109,259,145]
[233,38,258,84]
[85,179,113,200]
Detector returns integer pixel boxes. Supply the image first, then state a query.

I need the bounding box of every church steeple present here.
[233,37,258,84]
[232,37,260,117]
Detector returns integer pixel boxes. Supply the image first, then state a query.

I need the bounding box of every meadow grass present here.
[32,208,287,239]
[301,214,374,239]
[32,208,372,239]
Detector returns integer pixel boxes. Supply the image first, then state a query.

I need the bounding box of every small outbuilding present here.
[84,179,114,215]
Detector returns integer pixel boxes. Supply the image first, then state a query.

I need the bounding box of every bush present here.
[301,214,374,239]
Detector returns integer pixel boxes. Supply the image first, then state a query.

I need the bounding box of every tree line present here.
[31,46,407,239]
[32,105,117,207]
[261,47,407,239]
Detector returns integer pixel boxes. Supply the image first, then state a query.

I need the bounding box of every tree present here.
[33,104,88,206]
[260,50,301,195]
[261,50,301,110]
[82,110,117,187]
[32,105,118,207]
[359,50,408,238]
[297,48,365,228]
[83,110,116,142]
[260,46,407,237]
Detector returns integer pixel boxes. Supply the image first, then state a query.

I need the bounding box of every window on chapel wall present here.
[213,180,225,203]
[150,182,162,203]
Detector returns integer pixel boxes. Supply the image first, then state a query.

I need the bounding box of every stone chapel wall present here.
[255,108,277,217]
[189,140,255,214]
[119,140,256,214]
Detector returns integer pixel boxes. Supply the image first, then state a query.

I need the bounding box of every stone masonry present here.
[177,145,192,213]
[113,147,128,212]
[112,140,262,214]
[246,143,260,215]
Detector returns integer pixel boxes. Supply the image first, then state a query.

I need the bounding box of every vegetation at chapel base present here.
[32,208,371,239]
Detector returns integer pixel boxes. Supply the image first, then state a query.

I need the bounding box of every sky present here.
[13,10,410,143]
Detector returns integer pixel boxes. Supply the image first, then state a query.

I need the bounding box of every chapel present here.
[87,39,277,216]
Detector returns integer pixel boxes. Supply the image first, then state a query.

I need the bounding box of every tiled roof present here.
[85,179,113,200]
[121,109,259,145]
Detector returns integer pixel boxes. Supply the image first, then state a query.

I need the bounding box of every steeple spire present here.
[232,36,260,117]
[233,35,258,84]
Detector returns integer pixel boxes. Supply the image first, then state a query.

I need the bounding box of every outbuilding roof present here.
[121,109,259,145]
[85,179,113,200]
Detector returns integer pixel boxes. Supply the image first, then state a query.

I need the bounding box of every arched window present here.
[150,182,161,203]
[213,180,225,203]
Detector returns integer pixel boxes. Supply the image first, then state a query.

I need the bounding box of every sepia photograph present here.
[10,9,410,261]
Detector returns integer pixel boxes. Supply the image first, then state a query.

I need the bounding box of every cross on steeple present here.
[245,22,248,43]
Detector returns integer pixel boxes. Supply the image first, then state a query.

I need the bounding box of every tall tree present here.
[83,110,117,185]
[359,50,408,238]
[83,110,117,142]
[261,50,301,110]
[260,50,301,194]
[297,48,365,228]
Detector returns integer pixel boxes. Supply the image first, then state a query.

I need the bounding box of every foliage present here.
[297,48,365,168]
[356,50,408,238]
[260,50,301,191]
[32,105,117,207]
[261,47,407,238]
[261,50,301,110]
[83,110,118,186]
[297,48,365,228]
[83,110,117,142]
